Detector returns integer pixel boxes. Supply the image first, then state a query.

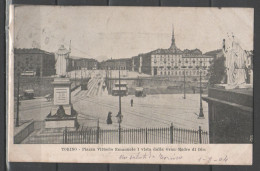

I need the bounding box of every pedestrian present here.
[107,112,112,124]
[131,98,133,107]
[192,86,196,94]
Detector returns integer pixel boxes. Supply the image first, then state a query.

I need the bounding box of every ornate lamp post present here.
[116,67,123,143]
[198,66,205,119]
[116,111,123,144]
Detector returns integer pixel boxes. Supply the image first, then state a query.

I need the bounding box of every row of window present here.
[152,65,209,69]
[152,62,211,67]
[151,55,213,62]
[152,58,212,64]
[103,66,126,70]
[16,60,54,68]
[154,70,207,76]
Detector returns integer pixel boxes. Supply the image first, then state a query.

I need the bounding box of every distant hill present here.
[204,49,223,58]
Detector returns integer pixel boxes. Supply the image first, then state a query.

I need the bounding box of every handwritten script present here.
[118,152,228,163]
[119,152,182,161]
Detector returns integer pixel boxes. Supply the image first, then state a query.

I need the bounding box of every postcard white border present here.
[7,5,253,165]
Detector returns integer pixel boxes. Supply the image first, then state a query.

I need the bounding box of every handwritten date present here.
[198,155,228,163]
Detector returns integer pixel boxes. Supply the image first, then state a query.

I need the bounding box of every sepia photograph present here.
[8,6,253,164]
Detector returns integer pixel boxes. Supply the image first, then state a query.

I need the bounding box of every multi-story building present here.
[132,27,214,77]
[71,57,99,70]
[14,48,56,77]
[99,58,132,70]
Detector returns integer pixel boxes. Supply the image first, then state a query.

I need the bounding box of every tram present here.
[135,87,146,97]
[112,81,128,96]
[81,78,90,90]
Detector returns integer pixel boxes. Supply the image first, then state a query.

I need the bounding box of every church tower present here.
[169,25,177,52]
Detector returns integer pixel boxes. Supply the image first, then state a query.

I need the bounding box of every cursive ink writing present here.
[158,153,183,160]
[118,151,183,161]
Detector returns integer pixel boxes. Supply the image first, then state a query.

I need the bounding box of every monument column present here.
[45,77,78,129]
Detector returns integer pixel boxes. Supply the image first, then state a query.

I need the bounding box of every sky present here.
[13,6,254,61]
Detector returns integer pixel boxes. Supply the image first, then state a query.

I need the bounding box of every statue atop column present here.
[55,44,70,77]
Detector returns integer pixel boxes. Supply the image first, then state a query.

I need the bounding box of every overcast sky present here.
[13,6,253,61]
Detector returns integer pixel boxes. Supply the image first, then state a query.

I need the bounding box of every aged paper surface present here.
[8,5,253,164]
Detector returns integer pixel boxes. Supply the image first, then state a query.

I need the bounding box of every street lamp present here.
[198,67,205,119]
[116,111,123,144]
[118,67,122,115]
[116,67,123,143]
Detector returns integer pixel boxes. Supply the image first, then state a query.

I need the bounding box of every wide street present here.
[73,91,208,131]
[15,70,209,132]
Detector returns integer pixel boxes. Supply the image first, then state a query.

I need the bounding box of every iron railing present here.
[63,124,209,144]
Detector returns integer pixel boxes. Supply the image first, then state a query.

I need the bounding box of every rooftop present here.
[14,48,54,55]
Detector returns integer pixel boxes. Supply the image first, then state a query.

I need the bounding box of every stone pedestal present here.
[45,77,78,129]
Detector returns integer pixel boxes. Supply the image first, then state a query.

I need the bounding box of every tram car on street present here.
[112,81,128,96]
[81,78,90,90]
[81,81,88,90]
[135,87,146,97]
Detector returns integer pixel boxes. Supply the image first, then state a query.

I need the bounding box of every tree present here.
[208,56,226,85]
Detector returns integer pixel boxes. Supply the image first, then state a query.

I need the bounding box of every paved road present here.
[73,91,209,131]
[15,70,209,132]
[14,98,52,123]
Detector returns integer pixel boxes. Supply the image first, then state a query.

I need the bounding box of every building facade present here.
[132,27,214,77]
[14,48,56,77]
[99,58,132,70]
[72,58,98,70]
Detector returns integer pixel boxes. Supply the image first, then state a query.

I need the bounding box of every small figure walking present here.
[107,111,112,124]
[192,86,196,94]
[131,98,133,107]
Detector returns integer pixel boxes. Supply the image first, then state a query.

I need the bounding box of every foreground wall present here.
[203,87,253,143]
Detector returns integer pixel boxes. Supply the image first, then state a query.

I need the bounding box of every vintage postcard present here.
[8,6,253,165]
